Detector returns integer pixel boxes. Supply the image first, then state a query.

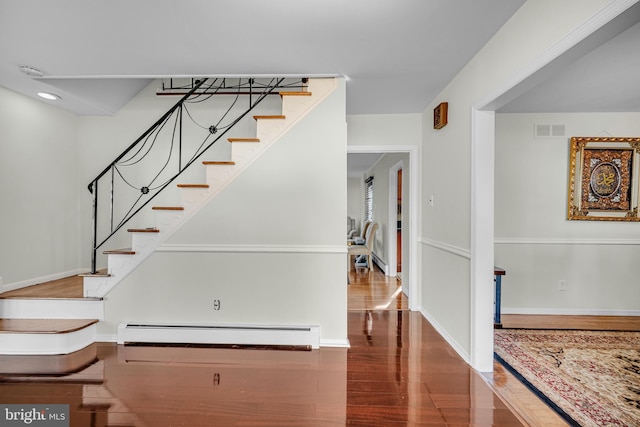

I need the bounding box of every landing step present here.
[0,319,98,355]
[103,248,135,255]
[177,183,209,189]
[152,206,184,211]
[253,115,286,120]
[203,161,237,165]
[0,319,98,334]
[227,138,260,143]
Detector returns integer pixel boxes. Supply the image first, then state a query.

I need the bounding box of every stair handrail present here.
[87,77,293,273]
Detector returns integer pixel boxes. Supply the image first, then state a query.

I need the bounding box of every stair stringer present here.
[83,78,337,298]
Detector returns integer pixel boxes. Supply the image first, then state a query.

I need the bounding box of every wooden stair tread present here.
[0,276,87,299]
[253,115,285,120]
[127,228,159,233]
[152,206,184,211]
[177,184,209,188]
[103,248,135,255]
[279,91,312,97]
[202,161,236,165]
[0,319,98,334]
[227,138,260,143]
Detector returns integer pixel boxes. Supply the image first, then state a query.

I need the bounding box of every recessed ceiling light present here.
[37,92,61,101]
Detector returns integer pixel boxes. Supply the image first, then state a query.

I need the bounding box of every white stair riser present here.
[131,232,162,252]
[204,164,236,187]
[0,324,96,355]
[180,187,210,210]
[0,299,103,320]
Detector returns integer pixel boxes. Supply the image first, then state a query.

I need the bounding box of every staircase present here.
[0,77,337,356]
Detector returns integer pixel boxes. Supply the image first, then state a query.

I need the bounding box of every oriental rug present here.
[494,329,640,427]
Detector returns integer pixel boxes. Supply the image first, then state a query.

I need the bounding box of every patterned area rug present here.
[494,329,640,427]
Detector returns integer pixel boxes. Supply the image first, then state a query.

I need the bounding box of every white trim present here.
[495,237,640,245]
[319,338,351,348]
[157,244,347,253]
[96,333,117,342]
[420,308,470,365]
[503,307,640,316]
[0,299,104,320]
[470,108,495,373]
[2,268,86,293]
[347,145,419,311]
[420,238,471,259]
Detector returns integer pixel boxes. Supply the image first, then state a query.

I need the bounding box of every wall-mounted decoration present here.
[433,102,448,129]
[568,136,640,221]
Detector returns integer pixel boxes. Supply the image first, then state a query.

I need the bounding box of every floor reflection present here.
[0,312,522,426]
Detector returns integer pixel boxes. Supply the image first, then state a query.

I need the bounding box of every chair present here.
[347,216,357,239]
[348,220,371,245]
[348,222,378,271]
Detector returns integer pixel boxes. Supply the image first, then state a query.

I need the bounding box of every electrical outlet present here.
[558,280,567,291]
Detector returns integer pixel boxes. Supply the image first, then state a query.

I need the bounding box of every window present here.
[364,176,374,222]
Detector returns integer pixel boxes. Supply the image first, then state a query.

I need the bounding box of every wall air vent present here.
[535,124,566,138]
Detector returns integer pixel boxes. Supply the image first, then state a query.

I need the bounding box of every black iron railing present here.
[88,77,306,273]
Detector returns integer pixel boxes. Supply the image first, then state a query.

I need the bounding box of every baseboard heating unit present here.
[117,323,320,349]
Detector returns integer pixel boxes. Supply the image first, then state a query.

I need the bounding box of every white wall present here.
[100,79,349,344]
[495,112,640,314]
[420,0,613,364]
[0,87,82,287]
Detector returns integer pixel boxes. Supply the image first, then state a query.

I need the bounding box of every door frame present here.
[348,145,418,311]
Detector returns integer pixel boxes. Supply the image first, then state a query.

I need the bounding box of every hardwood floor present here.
[1,267,637,425]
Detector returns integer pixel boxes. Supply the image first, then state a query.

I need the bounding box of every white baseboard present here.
[2,268,86,293]
[503,307,640,316]
[117,323,321,349]
[419,308,470,365]
[96,334,117,343]
[319,338,351,348]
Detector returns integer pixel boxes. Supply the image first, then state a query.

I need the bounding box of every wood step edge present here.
[279,91,312,97]
[0,319,99,334]
[0,295,103,301]
[152,206,184,211]
[202,161,237,165]
[253,115,286,120]
[127,228,159,233]
[227,138,260,143]
[177,184,209,189]
[103,248,135,255]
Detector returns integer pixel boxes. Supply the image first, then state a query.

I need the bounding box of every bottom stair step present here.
[0,319,98,355]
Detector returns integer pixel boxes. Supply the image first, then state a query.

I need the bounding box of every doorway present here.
[347,146,418,311]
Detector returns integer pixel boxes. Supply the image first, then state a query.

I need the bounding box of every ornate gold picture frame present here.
[568,137,640,221]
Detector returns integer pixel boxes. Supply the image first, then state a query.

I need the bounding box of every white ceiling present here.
[2,1,639,178]
[0,0,525,116]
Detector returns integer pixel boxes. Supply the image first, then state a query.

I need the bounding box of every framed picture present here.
[433,102,448,129]
[568,136,640,221]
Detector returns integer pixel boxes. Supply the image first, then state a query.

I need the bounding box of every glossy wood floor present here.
[2,267,637,425]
